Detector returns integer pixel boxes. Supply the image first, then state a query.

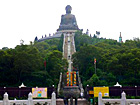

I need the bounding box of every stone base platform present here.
[63,86,80,99]
[56,98,89,105]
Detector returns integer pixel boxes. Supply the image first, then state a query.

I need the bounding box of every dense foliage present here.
[73,31,140,87]
[1,31,140,88]
[0,38,67,87]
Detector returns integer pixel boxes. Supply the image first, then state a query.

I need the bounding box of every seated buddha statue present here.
[57,5,79,31]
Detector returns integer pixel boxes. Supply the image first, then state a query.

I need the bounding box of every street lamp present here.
[86,85,89,100]
[52,85,55,92]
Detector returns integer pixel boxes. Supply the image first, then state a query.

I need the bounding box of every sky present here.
[0,0,140,49]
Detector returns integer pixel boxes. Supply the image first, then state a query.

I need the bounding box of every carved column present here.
[28,92,33,105]
[98,92,103,105]
[121,91,126,105]
[3,92,10,105]
[51,92,56,105]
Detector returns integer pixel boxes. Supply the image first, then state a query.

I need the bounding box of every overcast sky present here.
[0,0,140,49]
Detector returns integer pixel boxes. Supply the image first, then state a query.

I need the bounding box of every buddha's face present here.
[66,5,72,14]
[66,9,71,14]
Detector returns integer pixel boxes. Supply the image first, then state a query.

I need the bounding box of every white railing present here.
[98,92,140,105]
[57,72,63,96]
[0,92,56,105]
[72,33,76,52]
[62,34,65,57]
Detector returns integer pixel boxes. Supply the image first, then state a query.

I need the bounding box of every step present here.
[57,98,89,105]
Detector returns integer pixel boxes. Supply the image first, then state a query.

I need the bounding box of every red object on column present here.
[67,72,69,86]
[44,60,46,67]
[71,72,73,86]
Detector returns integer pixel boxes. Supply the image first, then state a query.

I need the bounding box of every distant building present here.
[86,29,89,35]
[34,36,38,42]
[119,32,123,43]
[96,31,100,38]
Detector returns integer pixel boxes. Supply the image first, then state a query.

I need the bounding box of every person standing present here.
[80,92,83,99]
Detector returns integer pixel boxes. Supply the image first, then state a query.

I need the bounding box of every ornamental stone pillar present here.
[3,92,10,105]
[28,92,33,105]
[121,91,126,105]
[98,92,103,105]
[51,92,56,105]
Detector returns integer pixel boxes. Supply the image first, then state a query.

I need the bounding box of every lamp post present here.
[52,85,55,92]
[86,85,89,100]
[135,86,137,96]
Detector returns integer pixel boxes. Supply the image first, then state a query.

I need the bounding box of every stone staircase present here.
[57,32,85,105]
[63,34,68,59]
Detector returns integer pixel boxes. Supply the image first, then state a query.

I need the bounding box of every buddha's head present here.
[65,5,72,14]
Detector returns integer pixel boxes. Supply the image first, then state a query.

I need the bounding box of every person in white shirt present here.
[80,92,83,99]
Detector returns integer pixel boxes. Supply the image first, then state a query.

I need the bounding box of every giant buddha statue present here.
[57,5,79,31]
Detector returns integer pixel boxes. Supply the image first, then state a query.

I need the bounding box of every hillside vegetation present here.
[0,31,140,87]
[0,37,67,87]
[73,31,140,87]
